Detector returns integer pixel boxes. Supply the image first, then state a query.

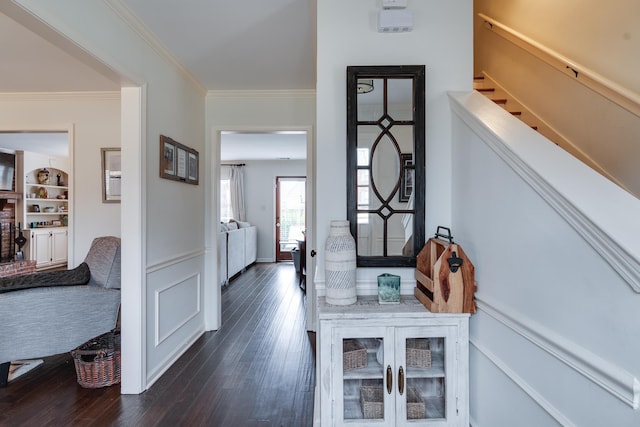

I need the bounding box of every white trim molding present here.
[145,328,203,389]
[449,91,640,294]
[476,295,640,409]
[207,89,316,100]
[470,336,577,427]
[0,91,120,101]
[155,273,202,346]
[105,0,207,95]
[146,248,205,274]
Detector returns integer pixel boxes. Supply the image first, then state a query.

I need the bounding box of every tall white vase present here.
[325,220,357,305]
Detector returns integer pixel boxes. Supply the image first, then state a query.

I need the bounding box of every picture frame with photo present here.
[162,139,175,176]
[159,135,199,185]
[188,152,199,184]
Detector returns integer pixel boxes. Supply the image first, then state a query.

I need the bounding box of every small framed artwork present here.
[188,152,199,184]
[101,148,121,203]
[161,137,176,177]
[159,135,199,185]
[399,153,414,203]
[176,147,187,179]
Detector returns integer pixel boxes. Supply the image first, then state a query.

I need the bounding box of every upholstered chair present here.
[0,236,121,387]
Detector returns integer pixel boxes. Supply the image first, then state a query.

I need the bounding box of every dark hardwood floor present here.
[0,262,316,426]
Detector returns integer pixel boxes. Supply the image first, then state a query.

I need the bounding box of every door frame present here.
[210,125,316,331]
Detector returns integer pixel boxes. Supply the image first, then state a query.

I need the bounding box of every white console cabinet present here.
[317,296,469,427]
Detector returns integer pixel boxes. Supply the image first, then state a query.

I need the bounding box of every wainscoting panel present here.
[470,295,640,427]
[469,336,565,427]
[476,296,639,409]
[155,273,201,346]
[145,250,205,387]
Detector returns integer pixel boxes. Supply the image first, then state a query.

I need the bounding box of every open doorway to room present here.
[218,130,309,302]
[0,131,71,271]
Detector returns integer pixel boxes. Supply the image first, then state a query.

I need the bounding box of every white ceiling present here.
[0,132,68,158]
[121,0,317,91]
[0,3,316,160]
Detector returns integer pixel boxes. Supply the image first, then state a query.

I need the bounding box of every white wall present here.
[316,0,473,288]
[11,0,207,393]
[0,93,121,265]
[450,91,640,426]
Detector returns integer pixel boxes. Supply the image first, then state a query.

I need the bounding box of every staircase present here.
[473,73,622,190]
[473,75,538,131]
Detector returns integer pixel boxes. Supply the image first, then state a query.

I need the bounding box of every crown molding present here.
[105,0,207,96]
[0,91,120,101]
[207,89,316,100]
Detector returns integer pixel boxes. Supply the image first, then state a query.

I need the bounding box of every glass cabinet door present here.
[334,327,393,426]
[395,326,457,425]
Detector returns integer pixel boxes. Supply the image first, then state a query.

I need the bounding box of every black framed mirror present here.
[346,65,425,267]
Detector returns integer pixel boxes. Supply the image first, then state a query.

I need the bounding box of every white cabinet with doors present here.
[30,227,68,269]
[317,296,469,426]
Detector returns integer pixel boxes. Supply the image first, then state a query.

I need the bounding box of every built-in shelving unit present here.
[16,151,70,270]
[23,175,69,229]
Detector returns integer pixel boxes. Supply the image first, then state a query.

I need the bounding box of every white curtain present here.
[229,165,246,221]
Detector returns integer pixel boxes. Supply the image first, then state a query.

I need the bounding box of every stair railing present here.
[478,13,640,119]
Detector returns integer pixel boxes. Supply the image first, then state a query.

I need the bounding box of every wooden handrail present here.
[478,13,640,118]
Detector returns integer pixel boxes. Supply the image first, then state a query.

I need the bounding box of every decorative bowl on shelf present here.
[43,207,55,213]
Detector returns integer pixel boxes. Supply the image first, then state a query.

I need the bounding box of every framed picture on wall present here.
[176,147,187,179]
[159,135,199,185]
[188,152,199,184]
[162,137,176,176]
[101,147,121,203]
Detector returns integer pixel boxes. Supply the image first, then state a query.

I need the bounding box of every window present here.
[357,148,370,224]
[220,178,233,222]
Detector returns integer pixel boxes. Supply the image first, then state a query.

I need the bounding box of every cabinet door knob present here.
[398,365,405,395]
[386,365,392,394]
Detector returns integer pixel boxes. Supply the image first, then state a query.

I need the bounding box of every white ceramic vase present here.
[325,220,357,305]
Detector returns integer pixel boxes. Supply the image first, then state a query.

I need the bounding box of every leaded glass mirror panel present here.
[347,65,425,267]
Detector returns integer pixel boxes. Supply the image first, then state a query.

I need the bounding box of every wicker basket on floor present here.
[343,339,367,370]
[71,330,121,388]
[406,338,431,368]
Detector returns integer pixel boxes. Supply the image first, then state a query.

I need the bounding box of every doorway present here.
[215,127,315,332]
[275,176,306,262]
[0,131,71,268]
